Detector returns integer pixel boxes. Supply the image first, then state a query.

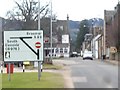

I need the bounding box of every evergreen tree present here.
[75,19,89,51]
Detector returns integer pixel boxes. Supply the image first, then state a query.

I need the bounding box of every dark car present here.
[70,52,78,57]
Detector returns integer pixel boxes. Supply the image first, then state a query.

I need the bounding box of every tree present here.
[75,19,89,51]
[6,0,50,29]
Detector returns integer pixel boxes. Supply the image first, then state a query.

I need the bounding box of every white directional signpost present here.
[4,30,43,62]
[4,30,43,81]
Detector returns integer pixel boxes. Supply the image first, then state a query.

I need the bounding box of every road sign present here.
[4,30,43,62]
[35,42,41,48]
[110,47,117,53]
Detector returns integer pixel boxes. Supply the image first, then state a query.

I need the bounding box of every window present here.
[64,48,68,53]
[52,49,54,53]
[55,48,59,53]
[60,48,63,53]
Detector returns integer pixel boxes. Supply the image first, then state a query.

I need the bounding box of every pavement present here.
[107,60,119,65]
[100,59,119,66]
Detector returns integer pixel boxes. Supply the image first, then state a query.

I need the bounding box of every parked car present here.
[83,51,93,60]
[70,52,78,57]
[77,53,81,56]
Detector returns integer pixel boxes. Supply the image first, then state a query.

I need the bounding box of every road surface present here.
[54,57,119,88]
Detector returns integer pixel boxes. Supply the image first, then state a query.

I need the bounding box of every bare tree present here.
[6,0,50,29]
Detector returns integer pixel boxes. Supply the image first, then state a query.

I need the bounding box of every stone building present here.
[104,3,120,60]
[43,16,70,58]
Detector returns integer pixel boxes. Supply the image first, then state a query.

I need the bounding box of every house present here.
[104,3,120,60]
[43,16,70,58]
[90,26,103,59]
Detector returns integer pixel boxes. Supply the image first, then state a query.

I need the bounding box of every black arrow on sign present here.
[10,37,39,60]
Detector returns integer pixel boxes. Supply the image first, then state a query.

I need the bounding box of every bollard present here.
[1,65,3,73]
[23,65,25,72]
[41,64,43,72]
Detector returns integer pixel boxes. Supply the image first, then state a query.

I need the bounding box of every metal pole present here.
[38,0,40,30]
[38,0,41,81]
[50,0,53,63]
[8,63,11,81]
[103,10,106,59]
[92,20,94,57]
[38,61,41,81]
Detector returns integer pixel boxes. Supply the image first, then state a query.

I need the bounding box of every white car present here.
[83,51,93,60]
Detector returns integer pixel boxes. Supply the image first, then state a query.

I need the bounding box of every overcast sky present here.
[0,0,118,21]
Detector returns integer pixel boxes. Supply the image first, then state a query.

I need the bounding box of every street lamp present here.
[50,0,53,63]
[38,0,41,81]
[91,20,94,57]
[38,0,40,30]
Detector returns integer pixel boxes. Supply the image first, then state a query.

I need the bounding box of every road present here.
[55,57,119,88]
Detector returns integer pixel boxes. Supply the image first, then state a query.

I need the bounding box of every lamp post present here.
[50,0,53,63]
[38,0,41,81]
[83,25,87,49]
[91,20,94,57]
[38,0,40,30]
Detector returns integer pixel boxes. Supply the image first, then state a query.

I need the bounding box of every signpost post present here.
[35,42,41,80]
[8,63,11,81]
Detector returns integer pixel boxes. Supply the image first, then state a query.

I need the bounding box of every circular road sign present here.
[35,42,41,48]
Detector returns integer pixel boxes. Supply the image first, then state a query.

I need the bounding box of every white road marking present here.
[72,77,87,83]
[106,84,113,88]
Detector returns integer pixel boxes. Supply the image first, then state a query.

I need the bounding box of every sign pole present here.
[38,61,41,81]
[8,63,11,81]
[38,49,41,81]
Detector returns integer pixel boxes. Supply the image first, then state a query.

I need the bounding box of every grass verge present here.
[0,73,2,90]
[2,72,64,88]
[43,64,62,70]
